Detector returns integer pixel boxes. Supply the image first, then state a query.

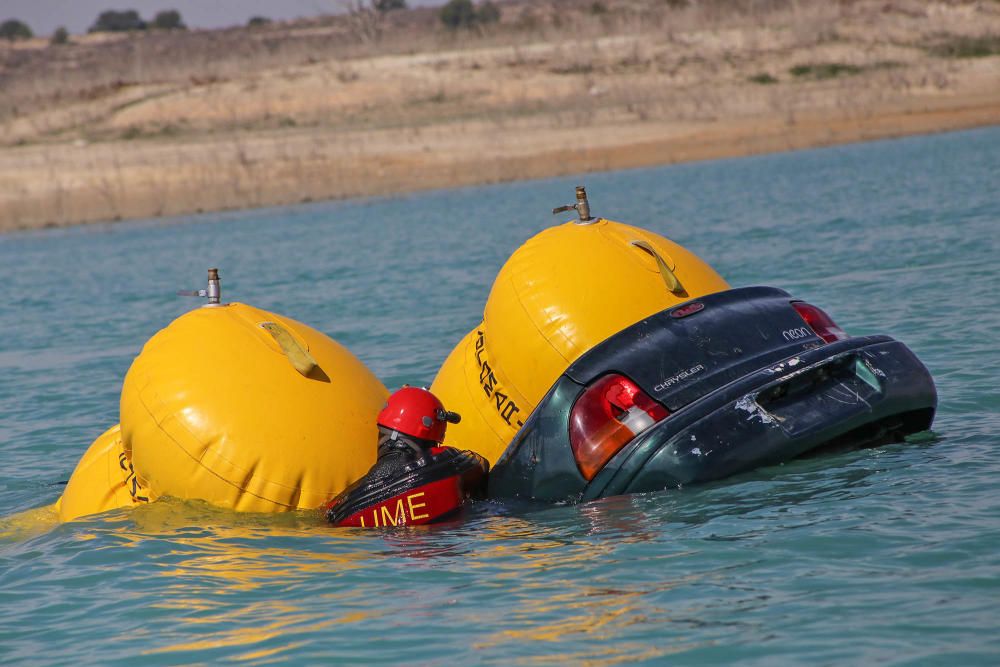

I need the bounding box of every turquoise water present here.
[2,127,998,664]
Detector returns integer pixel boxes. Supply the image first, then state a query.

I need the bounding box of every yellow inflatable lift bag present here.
[57,423,151,522]
[58,299,387,520]
[431,216,730,465]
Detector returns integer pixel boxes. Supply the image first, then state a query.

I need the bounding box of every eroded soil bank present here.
[2,0,998,231]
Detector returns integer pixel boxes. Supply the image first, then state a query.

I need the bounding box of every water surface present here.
[2,127,998,664]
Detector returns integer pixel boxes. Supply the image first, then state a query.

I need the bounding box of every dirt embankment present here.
[1,0,999,232]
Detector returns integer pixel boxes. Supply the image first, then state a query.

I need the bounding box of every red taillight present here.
[568,374,669,481]
[792,301,848,344]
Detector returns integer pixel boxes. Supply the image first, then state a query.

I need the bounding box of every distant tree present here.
[89,10,146,33]
[151,10,186,30]
[50,26,70,45]
[440,0,476,29]
[477,1,500,25]
[340,1,396,43]
[0,19,33,40]
[439,0,499,30]
[247,16,272,28]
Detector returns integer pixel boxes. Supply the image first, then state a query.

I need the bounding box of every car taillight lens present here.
[568,374,669,481]
[792,301,848,343]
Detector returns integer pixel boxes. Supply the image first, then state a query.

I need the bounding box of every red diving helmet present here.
[377,386,461,444]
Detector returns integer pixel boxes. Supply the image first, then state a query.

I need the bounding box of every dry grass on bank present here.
[1,0,999,230]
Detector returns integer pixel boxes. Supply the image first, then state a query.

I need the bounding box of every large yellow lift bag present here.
[432,219,730,464]
[119,303,387,513]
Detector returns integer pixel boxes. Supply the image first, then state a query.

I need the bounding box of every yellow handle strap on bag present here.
[260,321,319,377]
[630,240,686,295]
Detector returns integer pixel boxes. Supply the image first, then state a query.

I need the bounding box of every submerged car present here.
[487,285,936,502]
[424,186,939,507]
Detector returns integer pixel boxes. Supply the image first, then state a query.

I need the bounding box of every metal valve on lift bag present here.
[177,268,223,305]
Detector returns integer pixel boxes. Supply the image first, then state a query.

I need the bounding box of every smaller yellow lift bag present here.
[57,424,147,522]
[432,219,730,465]
[58,302,387,520]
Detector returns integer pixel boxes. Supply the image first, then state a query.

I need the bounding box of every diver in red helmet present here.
[325,386,488,527]
[376,385,461,452]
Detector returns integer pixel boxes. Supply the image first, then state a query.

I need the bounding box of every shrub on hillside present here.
[151,10,186,30]
[928,34,1000,58]
[478,1,500,25]
[247,16,271,28]
[440,0,500,30]
[0,19,33,40]
[50,26,69,45]
[789,62,861,80]
[89,10,146,33]
[748,72,778,84]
